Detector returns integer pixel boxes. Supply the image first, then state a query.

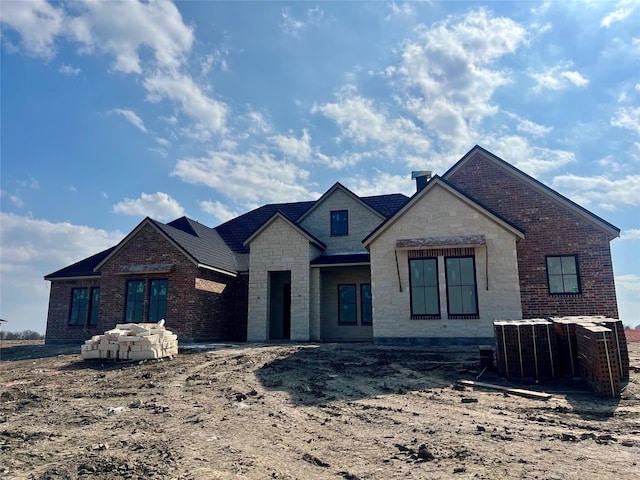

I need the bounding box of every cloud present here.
[621,229,640,240]
[601,6,635,27]
[0,212,124,333]
[552,174,640,209]
[531,63,589,92]
[59,64,81,76]
[312,86,430,154]
[144,71,228,138]
[109,108,148,133]
[387,2,416,20]
[346,171,415,197]
[269,129,313,161]
[393,8,526,152]
[611,106,640,136]
[172,150,318,204]
[616,274,640,292]
[506,113,552,137]
[112,192,185,220]
[280,8,305,37]
[200,200,240,224]
[0,0,64,59]
[66,0,193,74]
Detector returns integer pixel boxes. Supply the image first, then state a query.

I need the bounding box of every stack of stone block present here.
[494,319,559,381]
[575,323,621,396]
[81,322,178,361]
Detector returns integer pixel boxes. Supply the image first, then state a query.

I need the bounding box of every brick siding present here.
[45,222,247,343]
[447,153,618,319]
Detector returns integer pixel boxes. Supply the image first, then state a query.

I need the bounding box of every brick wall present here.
[446,153,618,319]
[46,222,246,343]
[45,278,101,343]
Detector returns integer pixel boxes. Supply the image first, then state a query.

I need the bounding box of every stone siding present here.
[369,184,522,341]
[246,217,318,341]
[299,188,384,254]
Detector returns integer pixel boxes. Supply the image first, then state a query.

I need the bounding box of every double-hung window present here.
[445,256,478,318]
[409,257,440,318]
[546,255,580,294]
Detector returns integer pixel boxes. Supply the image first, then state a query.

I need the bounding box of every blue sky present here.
[1,0,639,333]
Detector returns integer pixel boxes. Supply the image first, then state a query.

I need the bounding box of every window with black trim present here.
[361,284,372,325]
[88,287,100,326]
[69,288,88,325]
[546,255,580,294]
[331,210,348,236]
[338,284,357,324]
[125,280,145,323]
[445,256,478,317]
[409,257,440,318]
[149,279,168,322]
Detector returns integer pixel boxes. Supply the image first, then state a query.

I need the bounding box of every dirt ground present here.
[1,340,639,480]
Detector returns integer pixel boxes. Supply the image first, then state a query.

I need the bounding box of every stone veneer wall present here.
[446,153,619,319]
[368,184,522,343]
[246,217,319,341]
[299,188,384,254]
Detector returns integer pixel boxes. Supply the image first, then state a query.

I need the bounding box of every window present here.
[338,284,357,324]
[445,256,478,317]
[69,288,88,325]
[88,287,100,326]
[546,255,580,294]
[409,258,440,318]
[149,279,168,322]
[331,210,348,236]
[125,280,145,323]
[361,284,372,325]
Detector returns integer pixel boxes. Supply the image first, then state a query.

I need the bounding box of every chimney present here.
[411,170,432,192]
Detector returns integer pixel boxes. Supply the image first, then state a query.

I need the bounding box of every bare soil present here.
[1,340,639,480]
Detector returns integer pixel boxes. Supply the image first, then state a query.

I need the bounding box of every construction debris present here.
[80,322,178,361]
[457,379,552,401]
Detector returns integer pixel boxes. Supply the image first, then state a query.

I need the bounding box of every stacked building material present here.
[551,316,629,380]
[576,323,621,397]
[494,319,559,381]
[81,322,178,361]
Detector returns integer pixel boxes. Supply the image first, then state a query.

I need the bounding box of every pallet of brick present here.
[494,319,559,381]
[81,322,178,361]
[551,316,628,379]
[594,318,629,378]
[576,323,621,397]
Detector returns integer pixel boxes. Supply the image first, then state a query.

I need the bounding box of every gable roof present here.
[44,246,116,280]
[243,210,327,251]
[296,182,387,223]
[215,191,409,255]
[363,175,525,248]
[443,145,620,239]
[93,217,239,277]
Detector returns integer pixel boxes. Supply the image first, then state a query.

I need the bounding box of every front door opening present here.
[269,271,291,340]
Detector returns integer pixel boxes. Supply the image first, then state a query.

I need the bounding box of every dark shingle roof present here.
[45,192,411,279]
[154,217,239,274]
[44,246,116,279]
[216,194,409,254]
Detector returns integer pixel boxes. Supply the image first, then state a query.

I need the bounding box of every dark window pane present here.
[125,280,145,323]
[149,280,168,322]
[445,256,478,316]
[69,288,88,325]
[409,258,439,317]
[338,284,357,324]
[546,255,580,293]
[561,256,577,274]
[361,284,372,324]
[331,210,348,235]
[563,275,579,293]
[88,287,100,326]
